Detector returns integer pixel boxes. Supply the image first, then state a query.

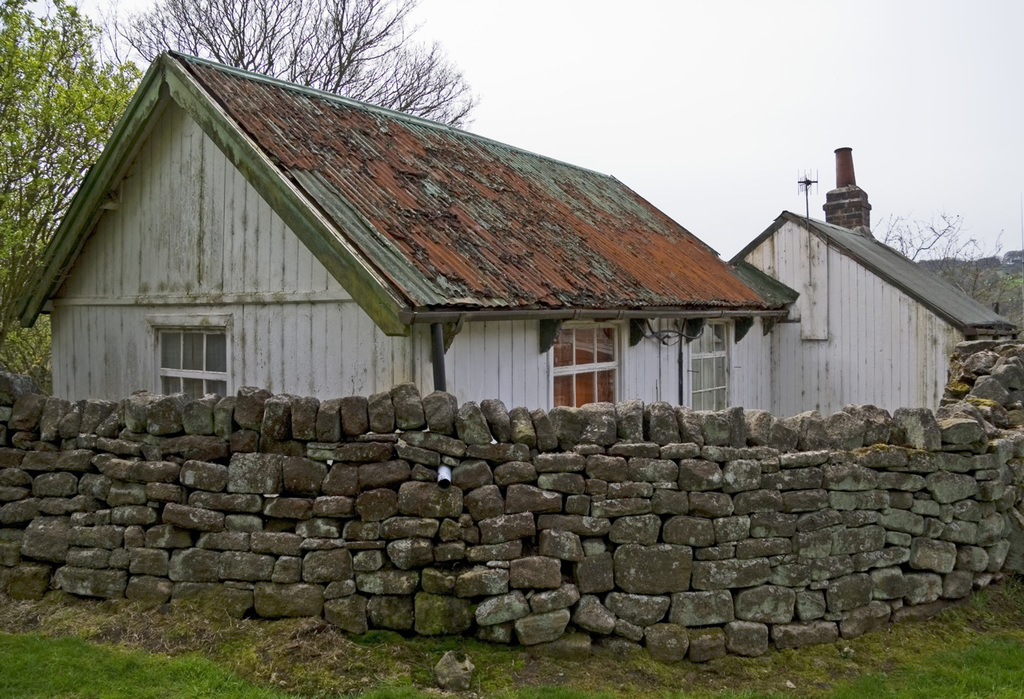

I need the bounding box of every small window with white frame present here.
[149,315,231,399]
[552,324,617,407]
[691,321,729,411]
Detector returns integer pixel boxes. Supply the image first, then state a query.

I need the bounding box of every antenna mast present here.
[797,170,818,218]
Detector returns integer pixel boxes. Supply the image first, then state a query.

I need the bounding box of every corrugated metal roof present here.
[177,54,768,313]
[730,261,799,308]
[737,212,1016,335]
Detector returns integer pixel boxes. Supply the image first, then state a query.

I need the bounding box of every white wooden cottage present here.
[20,53,786,410]
[733,148,1016,415]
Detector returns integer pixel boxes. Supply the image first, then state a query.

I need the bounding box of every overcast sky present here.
[407,0,1024,260]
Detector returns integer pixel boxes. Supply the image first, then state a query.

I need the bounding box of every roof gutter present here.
[398,307,789,325]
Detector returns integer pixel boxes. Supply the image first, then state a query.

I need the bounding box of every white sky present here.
[82,0,1024,261]
[407,0,1024,259]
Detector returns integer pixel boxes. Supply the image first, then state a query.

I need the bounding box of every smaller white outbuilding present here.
[733,148,1016,415]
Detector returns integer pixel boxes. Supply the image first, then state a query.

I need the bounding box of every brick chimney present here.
[822,147,872,232]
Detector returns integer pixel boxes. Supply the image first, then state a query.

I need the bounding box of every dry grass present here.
[1,578,1024,698]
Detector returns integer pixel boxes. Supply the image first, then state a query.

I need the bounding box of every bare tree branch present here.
[117,0,476,126]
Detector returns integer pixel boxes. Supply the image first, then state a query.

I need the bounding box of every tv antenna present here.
[797,170,818,218]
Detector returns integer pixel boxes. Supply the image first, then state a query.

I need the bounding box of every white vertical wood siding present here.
[50,103,764,410]
[744,220,960,415]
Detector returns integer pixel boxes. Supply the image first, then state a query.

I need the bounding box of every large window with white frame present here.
[149,315,231,399]
[552,324,617,407]
[691,321,729,411]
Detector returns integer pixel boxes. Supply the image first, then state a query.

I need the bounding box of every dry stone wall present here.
[1,360,1022,662]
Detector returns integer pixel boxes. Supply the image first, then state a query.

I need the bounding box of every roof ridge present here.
[169,51,620,182]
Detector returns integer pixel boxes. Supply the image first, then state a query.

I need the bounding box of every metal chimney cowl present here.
[823,147,872,233]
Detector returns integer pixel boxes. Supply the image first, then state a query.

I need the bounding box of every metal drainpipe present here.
[431,323,447,392]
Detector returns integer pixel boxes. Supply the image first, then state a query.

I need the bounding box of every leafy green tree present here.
[0,0,140,391]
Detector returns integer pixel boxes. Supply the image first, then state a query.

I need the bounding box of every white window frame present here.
[550,322,621,407]
[148,314,232,398]
[690,321,730,411]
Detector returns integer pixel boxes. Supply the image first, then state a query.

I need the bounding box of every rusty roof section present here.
[177,54,768,313]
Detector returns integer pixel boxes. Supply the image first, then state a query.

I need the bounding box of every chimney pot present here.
[835,147,856,188]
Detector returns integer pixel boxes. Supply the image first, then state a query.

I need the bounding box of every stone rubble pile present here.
[0,362,1022,662]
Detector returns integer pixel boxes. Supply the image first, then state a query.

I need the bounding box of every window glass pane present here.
[575,328,594,365]
[182,333,203,370]
[182,378,203,399]
[161,333,181,369]
[596,327,614,363]
[575,371,595,406]
[713,323,726,351]
[161,376,180,394]
[207,380,227,397]
[596,369,615,402]
[714,388,727,410]
[553,375,573,407]
[206,333,227,372]
[553,329,574,367]
[714,356,726,384]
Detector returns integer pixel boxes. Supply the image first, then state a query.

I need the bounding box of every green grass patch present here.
[0,633,293,699]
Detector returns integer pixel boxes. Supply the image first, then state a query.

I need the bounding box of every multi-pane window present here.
[552,325,617,407]
[691,322,729,411]
[159,330,228,399]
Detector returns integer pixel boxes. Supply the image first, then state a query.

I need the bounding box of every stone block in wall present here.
[911,539,958,574]
[987,540,1010,572]
[749,512,797,538]
[538,530,584,562]
[180,461,228,492]
[650,490,688,516]
[264,497,314,520]
[733,489,783,516]
[696,544,736,561]
[476,590,530,626]
[824,411,866,450]
[591,498,650,518]
[147,483,185,504]
[869,566,906,600]
[831,525,885,555]
[609,514,661,545]
[783,490,829,514]
[821,463,878,491]
[938,417,985,446]
[782,412,829,451]
[686,626,727,662]
[691,559,769,591]
[231,388,271,432]
[613,543,692,594]
[168,549,221,582]
[162,503,225,532]
[320,464,358,497]
[851,546,910,573]
[734,585,795,624]
[537,472,585,495]
[585,455,628,482]
[609,400,643,443]
[4,563,50,600]
[189,492,262,514]
[387,538,433,570]
[355,489,398,522]
[771,620,838,650]
[397,481,462,518]
[795,590,826,621]
[573,594,615,634]
[643,403,679,446]
[19,452,58,472]
[220,551,275,581]
[145,525,193,549]
[494,461,537,486]
[477,512,534,544]
[725,620,769,657]
[925,472,978,506]
[713,516,750,544]
[642,623,689,663]
[825,573,872,613]
[839,600,891,639]
[904,572,943,605]
[32,472,78,498]
[688,492,734,518]
[180,396,217,437]
[504,406,535,448]
[324,595,369,634]
[129,548,169,577]
[66,547,111,569]
[576,403,615,447]
[500,484,559,515]
[893,407,942,451]
[942,570,974,599]
[514,609,571,646]
[669,590,732,627]
[412,592,472,636]
[313,398,343,443]
[54,566,126,598]
[662,516,714,547]
[454,566,509,597]
[627,458,677,483]
[38,397,69,443]
[736,537,791,559]
[940,520,978,545]
[255,582,324,618]
[9,393,46,432]
[125,575,173,606]
[227,453,284,494]
[509,556,561,589]
[529,583,580,614]
[574,552,614,594]
[464,485,504,521]
[21,516,70,563]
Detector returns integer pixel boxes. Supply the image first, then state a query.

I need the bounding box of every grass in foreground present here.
[1,578,1024,697]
